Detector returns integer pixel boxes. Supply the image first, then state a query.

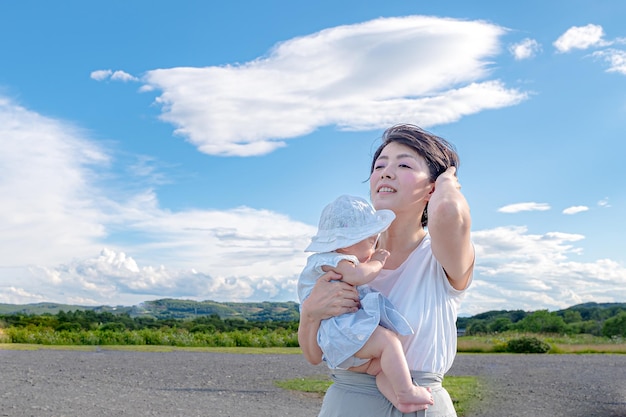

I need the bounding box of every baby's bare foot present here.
[395,386,434,413]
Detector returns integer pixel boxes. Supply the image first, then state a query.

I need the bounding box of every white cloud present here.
[592,48,626,75]
[91,69,138,82]
[17,241,308,306]
[136,15,526,156]
[553,24,609,52]
[110,70,138,82]
[598,197,611,208]
[562,205,589,215]
[0,285,48,304]
[497,202,551,213]
[0,96,314,306]
[473,226,584,265]
[0,97,110,266]
[509,38,541,60]
[90,69,112,81]
[552,25,626,77]
[464,226,626,315]
[4,192,316,305]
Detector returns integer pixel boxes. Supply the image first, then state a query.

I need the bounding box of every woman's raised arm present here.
[427,166,474,291]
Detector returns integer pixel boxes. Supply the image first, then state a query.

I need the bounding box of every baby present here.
[298,195,433,413]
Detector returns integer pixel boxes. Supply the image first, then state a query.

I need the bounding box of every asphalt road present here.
[1,348,625,417]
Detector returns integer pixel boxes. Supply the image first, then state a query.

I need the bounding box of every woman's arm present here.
[298,271,360,365]
[427,166,474,291]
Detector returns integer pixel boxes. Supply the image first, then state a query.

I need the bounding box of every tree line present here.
[0,309,298,333]
[0,310,299,347]
[458,303,626,338]
[1,302,625,348]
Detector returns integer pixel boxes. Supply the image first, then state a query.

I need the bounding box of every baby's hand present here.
[371,249,390,265]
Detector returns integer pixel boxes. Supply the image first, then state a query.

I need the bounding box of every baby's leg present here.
[376,372,431,413]
[355,326,433,413]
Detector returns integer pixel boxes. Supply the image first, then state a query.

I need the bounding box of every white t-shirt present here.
[369,234,470,374]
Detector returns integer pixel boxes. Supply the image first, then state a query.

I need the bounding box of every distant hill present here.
[0,299,300,322]
[564,302,626,310]
[1,299,624,324]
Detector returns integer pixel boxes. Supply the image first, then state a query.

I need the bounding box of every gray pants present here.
[318,370,457,417]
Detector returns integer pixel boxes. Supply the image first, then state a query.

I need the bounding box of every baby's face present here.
[343,235,378,263]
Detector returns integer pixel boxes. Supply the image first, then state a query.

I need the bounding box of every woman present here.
[298,124,474,417]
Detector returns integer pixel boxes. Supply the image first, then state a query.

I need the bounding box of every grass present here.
[274,375,482,417]
[548,343,626,353]
[445,375,483,416]
[457,333,626,354]
[0,343,302,354]
[4,331,623,354]
[274,376,333,395]
[0,343,98,351]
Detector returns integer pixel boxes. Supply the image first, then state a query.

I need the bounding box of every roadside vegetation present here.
[456,304,626,354]
[1,302,625,351]
[0,310,298,348]
[459,304,626,338]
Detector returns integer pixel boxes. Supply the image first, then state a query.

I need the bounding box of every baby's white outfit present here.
[298,251,413,370]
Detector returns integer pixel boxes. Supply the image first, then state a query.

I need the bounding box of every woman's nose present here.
[380,166,393,179]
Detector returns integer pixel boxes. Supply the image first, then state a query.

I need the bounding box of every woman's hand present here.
[303,271,360,321]
[298,271,360,365]
[434,166,461,191]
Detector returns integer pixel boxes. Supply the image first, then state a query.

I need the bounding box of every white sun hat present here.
[305,195,396,253]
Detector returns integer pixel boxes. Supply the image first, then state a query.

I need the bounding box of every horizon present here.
[3,298,625,318]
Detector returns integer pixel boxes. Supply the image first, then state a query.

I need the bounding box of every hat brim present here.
[305,209,395,252]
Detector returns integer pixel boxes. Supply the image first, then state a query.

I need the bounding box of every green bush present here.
[189,324,216,333]
[99,322,126,332]
[505,336,551,353]
[602,311,626,338]
[56,322,82,332]
[514,310,567,334]
[466,321,488,335]
[566,320,602,336]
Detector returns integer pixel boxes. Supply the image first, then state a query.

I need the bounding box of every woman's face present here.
[369,142,434,216]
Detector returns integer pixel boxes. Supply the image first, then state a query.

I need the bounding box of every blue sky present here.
[1,0,625,315]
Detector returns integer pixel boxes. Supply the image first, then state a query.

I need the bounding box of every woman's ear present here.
[424,183,436,202]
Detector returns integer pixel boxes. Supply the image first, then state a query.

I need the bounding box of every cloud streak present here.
[593,49,626,75]
[563,206,589,215]
[498,202,551,213]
